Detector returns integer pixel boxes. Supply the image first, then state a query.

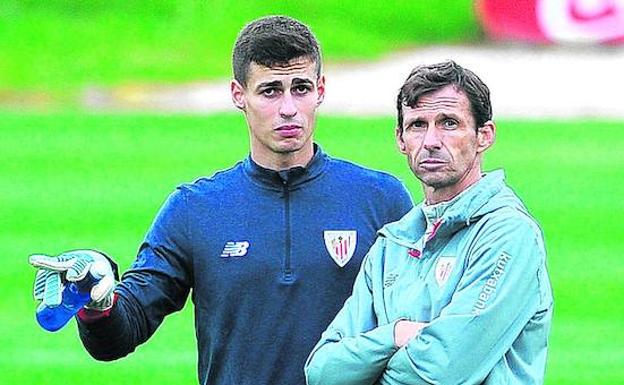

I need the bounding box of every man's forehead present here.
[248,58,317,83]
[406,86,470,115]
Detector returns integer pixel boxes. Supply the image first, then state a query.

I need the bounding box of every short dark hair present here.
[396,60,492,132]
[232,15,322,86]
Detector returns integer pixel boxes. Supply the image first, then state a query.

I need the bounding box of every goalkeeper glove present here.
[30,250,118,331]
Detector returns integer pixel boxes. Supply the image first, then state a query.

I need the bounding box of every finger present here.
[90,275,115,302]
[33,269,63,306]
[33,269,52,300]
[42,272,63,307]
[29,254,75,272]
[65,258,92,282]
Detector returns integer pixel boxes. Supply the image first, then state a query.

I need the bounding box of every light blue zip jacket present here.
[305,170,553,385]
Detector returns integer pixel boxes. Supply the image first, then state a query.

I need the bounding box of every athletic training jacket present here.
[305,170,553,385]
[77,145,413,385]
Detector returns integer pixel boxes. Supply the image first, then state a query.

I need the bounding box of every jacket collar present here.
[242,144,329,191]
[379,170,508,248]
[422,170,504,229]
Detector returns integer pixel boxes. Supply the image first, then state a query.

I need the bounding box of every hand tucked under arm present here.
[394,320,428,348]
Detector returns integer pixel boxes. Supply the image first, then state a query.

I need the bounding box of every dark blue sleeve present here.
[78,187,193,360]
[384,176,413,223]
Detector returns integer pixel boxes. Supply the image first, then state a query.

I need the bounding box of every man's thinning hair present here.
[232,15,322,87]
[396,60,492,133]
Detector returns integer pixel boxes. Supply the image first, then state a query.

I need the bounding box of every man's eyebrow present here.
[436,112,461,120]
[255,80,283,91]
[291,78,314,86]
[402,116,424,127]
[402,112,461,127]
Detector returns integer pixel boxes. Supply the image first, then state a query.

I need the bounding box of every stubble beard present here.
[407,151,458,190]
[414,167,461,190]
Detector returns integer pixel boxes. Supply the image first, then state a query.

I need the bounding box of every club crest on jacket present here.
[323,231,357,267]
[435,256,457,287]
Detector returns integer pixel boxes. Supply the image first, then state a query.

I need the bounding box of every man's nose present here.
[279,93,298,118]
[423,126,442,150]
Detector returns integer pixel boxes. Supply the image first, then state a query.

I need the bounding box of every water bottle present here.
[36,275,96,332]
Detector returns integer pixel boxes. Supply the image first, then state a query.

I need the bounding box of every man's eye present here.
[261,88,278,97]
[407,121,427,131]
[443,119,458,129]
[293,85,311,95]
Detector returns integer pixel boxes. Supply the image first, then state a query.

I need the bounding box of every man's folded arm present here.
[381,217,549,385]
[305,239,400,385]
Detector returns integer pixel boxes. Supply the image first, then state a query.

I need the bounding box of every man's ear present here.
[316,75,326,106]
[396,126,407,154]
[476,120,496,153]
[231,80,246,111]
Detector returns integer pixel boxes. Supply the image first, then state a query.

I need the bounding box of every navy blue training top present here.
[78,145,413,385]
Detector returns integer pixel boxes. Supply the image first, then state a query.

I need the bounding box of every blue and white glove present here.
[30,250,118,312]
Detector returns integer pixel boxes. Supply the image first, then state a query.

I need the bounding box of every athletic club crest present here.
[323,231,357,267]
[435,256,457,287]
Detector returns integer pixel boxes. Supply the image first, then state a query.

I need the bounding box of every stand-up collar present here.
[242,144,329,191]
[379,170,512,248]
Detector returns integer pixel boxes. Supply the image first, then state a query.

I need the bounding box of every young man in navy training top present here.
[305,61,553,385]
[28,15,412,385]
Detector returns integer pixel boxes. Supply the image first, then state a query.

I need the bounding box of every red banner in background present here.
[477,0,624,44]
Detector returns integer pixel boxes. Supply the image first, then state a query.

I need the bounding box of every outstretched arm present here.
[77,188,193,360]
[29,187,193,361]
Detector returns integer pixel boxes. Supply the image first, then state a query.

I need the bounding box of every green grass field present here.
[0,112,622,384]
[0,1,478,96]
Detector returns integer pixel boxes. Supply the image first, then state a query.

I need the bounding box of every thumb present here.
[90,274,115,302]
[89,259,112,280]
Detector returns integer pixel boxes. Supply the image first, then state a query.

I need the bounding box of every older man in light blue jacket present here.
[305,61,553,385]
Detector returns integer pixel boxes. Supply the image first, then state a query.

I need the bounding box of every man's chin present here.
[414,172,456,190]
[272,141,306,154]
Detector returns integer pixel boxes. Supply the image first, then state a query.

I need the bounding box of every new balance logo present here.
[220,241,250,258]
